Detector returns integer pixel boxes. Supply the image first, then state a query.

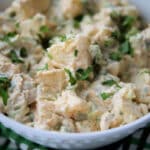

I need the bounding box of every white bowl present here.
[0,1,150,149]
[0,114,150,149]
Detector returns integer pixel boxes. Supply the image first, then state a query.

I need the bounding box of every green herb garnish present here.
[8,50,24,64]
[1,32,17,43]
[109,51,122,61]
[110,11,136,32]
[119,41,133,56]
[110,11,120,22]
[0,77,11,105]
[64,66,93,85]
[74,49,78,57]
[76,66,93,80]
[109,11,136,64]
[102,79,117,86]
[59,35,67,42]
[125,27,139,40]
[40,25,49,33]
[122,16,136,29]
[100,92,113,100]
[64,68,77,86]
[102,79,121,88]
[104,39,115,48]
[111,30,121,41]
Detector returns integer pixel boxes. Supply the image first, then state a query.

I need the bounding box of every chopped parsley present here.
[111,30,122,41]
[64,68,77,85]
[102,79,121,88]
[1,32,17,43]
[8,50,24,64]
[100,92,114,100]
[119,41,133,56]
[110,11,136,32]
[125,27,139,40]
[74,49,78,57]
[37,63,49,71]
[109,51,122,61]
[76,66,93,80]
[110,11,136,58]
[110,11,120,22]
[122,16,136,29]
[40,25,49,33]
[104,39,115,48]
[64,66,93,85]
[0,77,11,105]
[59,35,68,42]
[102,79,117,86]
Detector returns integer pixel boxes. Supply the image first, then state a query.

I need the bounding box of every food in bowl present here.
[0,0,149,133]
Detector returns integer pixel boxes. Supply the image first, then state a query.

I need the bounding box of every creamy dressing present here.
[0,0,149,132]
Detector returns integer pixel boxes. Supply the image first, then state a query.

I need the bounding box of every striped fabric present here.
[0,123,150,150]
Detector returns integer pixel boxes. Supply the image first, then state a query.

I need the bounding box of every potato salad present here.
[0,0,150,132]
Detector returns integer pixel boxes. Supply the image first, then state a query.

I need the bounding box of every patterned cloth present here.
[0,123,150,150]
